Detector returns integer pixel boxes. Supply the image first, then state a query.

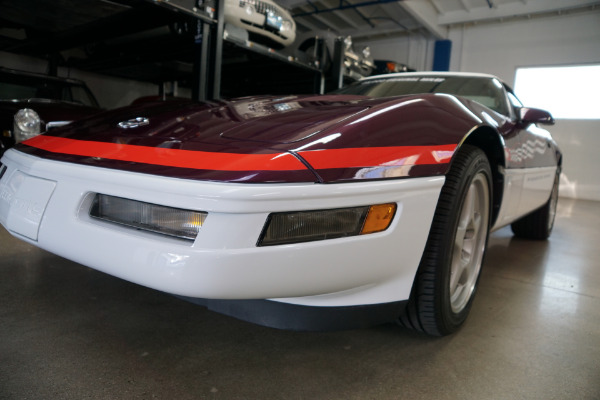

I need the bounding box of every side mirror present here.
[519,107,555,125]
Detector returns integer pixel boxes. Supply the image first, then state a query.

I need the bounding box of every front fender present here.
[292,94,499,183]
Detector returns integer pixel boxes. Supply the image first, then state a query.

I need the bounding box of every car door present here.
[492,87,557,229]
[506,89,557,217]
[490,87,529,229]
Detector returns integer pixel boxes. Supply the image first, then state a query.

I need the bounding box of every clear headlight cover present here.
[90,194,207,242]
[281,19,292,32]
[13,108,41,143]
[362,46,371,59]
[343,36,353,51]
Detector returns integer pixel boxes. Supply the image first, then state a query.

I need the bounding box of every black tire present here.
[511,169,560,240]
[399,145,492,336]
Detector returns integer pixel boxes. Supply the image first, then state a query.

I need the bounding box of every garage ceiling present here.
[283,0,600,41]
[1,0,597,48]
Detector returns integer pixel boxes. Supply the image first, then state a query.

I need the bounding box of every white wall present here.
[448,10,600,201]
[550,120,600,201]
[364,33,434,71]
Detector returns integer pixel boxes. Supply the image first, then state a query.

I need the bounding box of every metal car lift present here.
[148,0,326,101]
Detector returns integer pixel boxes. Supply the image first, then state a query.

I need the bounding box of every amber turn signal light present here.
[258,203,397,246]
[361,203,397,235]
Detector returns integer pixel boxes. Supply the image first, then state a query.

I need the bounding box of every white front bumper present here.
[0,149,443,307]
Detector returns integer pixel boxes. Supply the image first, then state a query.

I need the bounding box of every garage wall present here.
[64,68,160,109]
[1,51,161,109]
[447,9,600,201]
[365,34,434,71]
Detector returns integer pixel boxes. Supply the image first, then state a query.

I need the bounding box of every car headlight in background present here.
[89,194,207,242]
[280,19,293,32]
[258,203,396,246]
[13,108,41,143]
[343,36,353,51]
[362,46,371,59]
[265,11,292,33]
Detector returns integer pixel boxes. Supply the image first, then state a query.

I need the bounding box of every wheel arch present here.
[556,148,563,169]
[455,126,506,228]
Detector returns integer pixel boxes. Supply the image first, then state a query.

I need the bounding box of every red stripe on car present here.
[23,136,456,172]
[23,136,304,171]
[298,145,456,169]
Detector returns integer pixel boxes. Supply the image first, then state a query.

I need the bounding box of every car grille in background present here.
[239,0,278,16]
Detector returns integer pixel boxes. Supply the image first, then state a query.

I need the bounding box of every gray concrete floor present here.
[1,198,599,400]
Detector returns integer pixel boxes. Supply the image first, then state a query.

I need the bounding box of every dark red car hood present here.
[15,94,483,183]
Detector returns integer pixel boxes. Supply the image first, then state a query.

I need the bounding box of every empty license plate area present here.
[0,170,56,241]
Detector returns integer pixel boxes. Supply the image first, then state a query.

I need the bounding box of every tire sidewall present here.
[436,148,492,332]
[546,170,560,233]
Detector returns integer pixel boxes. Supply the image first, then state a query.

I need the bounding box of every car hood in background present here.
[0,99,100,123]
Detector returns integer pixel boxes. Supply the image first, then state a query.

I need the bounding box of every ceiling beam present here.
[296,4,347,31]
[397,0,447,39]
[294,17,323,32]
[308,0,364,29]
[438,0,600,25]
[458,0,471,11]
[429,0,444,14]
[340,23,417,41]
[293,0,400,17]
[331,9,360,30]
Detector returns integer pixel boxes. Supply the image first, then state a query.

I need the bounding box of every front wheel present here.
[399,145,492,336]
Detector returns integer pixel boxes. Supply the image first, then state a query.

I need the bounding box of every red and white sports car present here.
[0,72,561,335]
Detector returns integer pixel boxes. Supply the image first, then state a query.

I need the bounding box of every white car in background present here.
[225,0,296,48]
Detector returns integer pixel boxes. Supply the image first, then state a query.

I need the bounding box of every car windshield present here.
[332,75,509,116]
[0,73,99,108]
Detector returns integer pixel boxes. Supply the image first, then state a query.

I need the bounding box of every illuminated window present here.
[514,65,600,120]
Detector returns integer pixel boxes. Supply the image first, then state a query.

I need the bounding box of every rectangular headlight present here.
[90,194,206,242]
[258,203,396,246]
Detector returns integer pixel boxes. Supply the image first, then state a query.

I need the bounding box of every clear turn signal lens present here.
[258,203,396,246]
[90,194,206,242]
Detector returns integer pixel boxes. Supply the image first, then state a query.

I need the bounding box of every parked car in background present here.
[129,95,192,106]
[291,31,375,80]
[0,67,101,156]
[0,72,560,336]
[374,60,415,74]
[224,0,296,48]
